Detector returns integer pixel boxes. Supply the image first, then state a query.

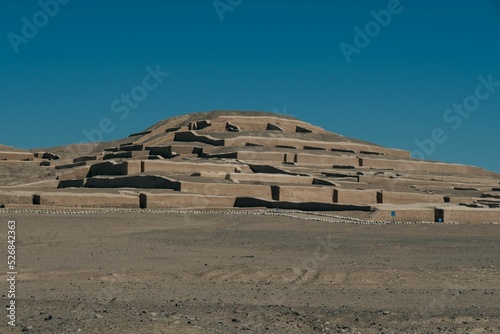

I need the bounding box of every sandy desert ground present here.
[1,211,499,333]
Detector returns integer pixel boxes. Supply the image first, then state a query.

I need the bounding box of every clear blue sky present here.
[1,0,499,173]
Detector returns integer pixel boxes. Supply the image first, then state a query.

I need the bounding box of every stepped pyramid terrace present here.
[1,111,499,223]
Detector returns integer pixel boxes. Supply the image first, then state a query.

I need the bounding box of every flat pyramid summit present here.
[1,111,499,223]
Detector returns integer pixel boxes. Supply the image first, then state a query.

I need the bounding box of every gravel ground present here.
[1,212,499,333]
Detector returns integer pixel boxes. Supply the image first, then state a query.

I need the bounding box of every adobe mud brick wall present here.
[266,123,284,131]
[128,130,152,137]
[203,152,238,159]
[146,146,175,158]
[142,160,252,174]
[378,191,444,204]
[408,173,499,185]
[227,173,313,184]
[58,179,86,188]
[358,158,404,170]
[362,176,494,192]
[58,166,92,180]
[85,175,181,190]
[188,120,211,130]
[170,145,201,155]
[174,131,225,146]
[175,154,198,159]
[248,164,300,175]
[119,143,145,151]
[482,193,500,199]
[329,142,409,159]
[0,151,34,161]
[225,122,241,132]
[149,144,203,156]
[333,189,378,204]
[139,132,176,146]
[443,196,477,204]
[303,146,327,151]
[237,151,285,162]
[226,137,328,150]
[321,172,359,182]
[103,150,150,160]
[439,208,500,223]
[372,208,435,222]
[180,182,273,200]
[54,161,87,170]
[233,197,372,211]
[221,120,269,131]
[284,153,295,163]
[33,192,139,208]
[194,172,228,179]
[207,151,285,162]
[73,155,99,163]
[0,191,34,205]
[34,152,60,160]
[224,137,410,159]
[294,153,359,166]
[220,115,325,133]
[360,158,484,174]
[358,175,453,188]
[274,186,335,203]
[139,192,236,209]
[89,161,141,177]
[295,125,313,133]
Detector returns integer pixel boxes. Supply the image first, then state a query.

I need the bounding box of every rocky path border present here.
[0,207,485,225]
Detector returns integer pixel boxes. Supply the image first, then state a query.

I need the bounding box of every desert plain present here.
[1,210,499,333]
